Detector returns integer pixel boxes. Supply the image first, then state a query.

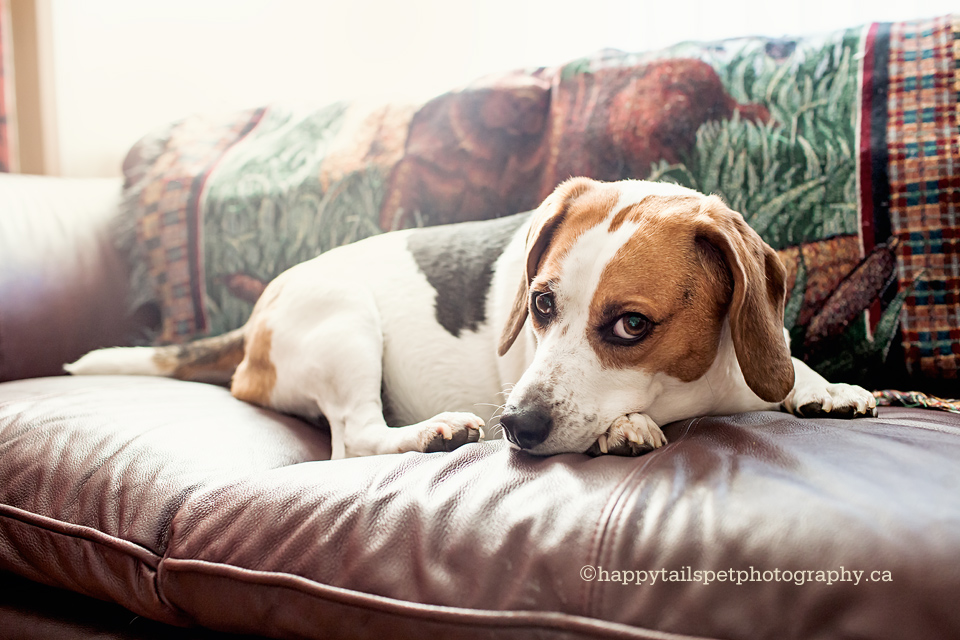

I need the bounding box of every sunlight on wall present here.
[50,0,957,177]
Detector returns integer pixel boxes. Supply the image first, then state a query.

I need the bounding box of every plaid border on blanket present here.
[881,15,960,378]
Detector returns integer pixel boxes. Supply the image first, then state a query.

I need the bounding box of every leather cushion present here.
[2,375,959,639]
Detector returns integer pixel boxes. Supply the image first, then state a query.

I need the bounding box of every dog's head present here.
[497,177,794,454]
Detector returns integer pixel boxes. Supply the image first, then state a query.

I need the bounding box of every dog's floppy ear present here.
[498,177,597,356]
[696,196,794,402]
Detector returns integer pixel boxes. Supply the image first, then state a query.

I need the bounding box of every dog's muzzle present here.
[499,405,553,450]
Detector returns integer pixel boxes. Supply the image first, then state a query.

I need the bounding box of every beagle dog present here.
[67,178,876,458]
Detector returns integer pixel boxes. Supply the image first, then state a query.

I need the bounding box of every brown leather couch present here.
[2,174,959,640]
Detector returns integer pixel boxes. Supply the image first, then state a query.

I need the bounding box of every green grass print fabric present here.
[648,32,861,249]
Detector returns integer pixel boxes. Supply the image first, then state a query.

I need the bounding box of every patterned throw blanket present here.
[118,14,958,396]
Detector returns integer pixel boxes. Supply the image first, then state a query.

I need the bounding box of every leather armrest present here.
[0,174,133,382]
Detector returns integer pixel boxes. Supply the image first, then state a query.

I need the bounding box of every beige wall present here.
[8,0,960,178]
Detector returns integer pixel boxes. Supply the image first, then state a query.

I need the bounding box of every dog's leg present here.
[280,293,483,459]
[782,358,878,418]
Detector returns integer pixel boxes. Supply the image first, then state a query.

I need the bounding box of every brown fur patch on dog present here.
[587,197,733,381]
[231,321,277,408]
[694,197,794,402]
[151,329,245,385]
[174,333,244,384]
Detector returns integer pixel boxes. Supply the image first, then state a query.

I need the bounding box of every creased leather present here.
[2,375,960,640]
[0,376,330,626]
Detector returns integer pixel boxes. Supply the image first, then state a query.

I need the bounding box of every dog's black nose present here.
[500,406,552,449]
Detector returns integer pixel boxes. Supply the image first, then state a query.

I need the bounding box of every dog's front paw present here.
[416,412,485,453]
[783,383,878,419]
[586,413,667,457]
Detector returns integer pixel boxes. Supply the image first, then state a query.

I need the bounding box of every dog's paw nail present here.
[791,384,877,420]
[642,414,661,446]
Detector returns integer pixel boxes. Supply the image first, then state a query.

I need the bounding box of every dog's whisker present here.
[489,403,508,421]
[487,424,504,438]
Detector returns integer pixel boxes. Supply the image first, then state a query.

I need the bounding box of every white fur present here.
[506,211,652,454]
[249,228,514,458]
[263,230,508,426]
[612,179,700,211]
[64,346,170,376]
[783,359,877,416]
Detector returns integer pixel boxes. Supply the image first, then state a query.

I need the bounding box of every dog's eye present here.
[611,313,651,342]
[533,292,555,319]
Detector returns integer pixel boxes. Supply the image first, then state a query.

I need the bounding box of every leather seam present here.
[584,417,703,618]
[159,557,713,640]
[0,503,162,568]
